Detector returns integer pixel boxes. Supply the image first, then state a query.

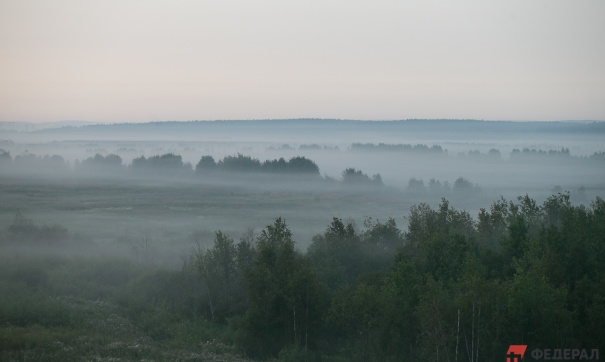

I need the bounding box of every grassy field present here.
[2,172,604,360]
[0,253,252,362]
[0,175,411,257]
[0,174,412,360]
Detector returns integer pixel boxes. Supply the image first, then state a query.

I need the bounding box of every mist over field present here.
[2,0,604,357]
[1,119,605,360]
[0,121,601,251]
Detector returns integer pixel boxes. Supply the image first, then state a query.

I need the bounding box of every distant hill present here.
[3,119,604,143]
[0,121,98,132]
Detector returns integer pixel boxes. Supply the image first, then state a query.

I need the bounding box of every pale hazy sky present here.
[1,0,604,123]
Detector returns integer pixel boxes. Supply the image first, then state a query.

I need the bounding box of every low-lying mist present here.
[1,120,603,259]
[2,120,605,360]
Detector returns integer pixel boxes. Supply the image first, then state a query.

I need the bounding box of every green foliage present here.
[130,153,192,175]
[0,282,74,328]
[308,218,363,289]
[219,153,263,172]
[0,254,249,361]
[193,231,244,321]
[362,217,403,250]
[80,153,123,173]
[341,168,383,186]
[195,155,217,172]
[452,176,480,195]
[5,209,68,243]
[3,194,605,361]
[286,156,320,175]
[237,218,325,359]
[196,154,321,177]
[11,153,68,173]
[407,177,426,193]
[0,148,11,164]
[262,157,289,173]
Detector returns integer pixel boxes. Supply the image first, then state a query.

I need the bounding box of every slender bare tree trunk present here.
[471,303,475,362]
[305,287,309,362]
[456,309,460,362]
[476,306,481,362]
[206,283,214,321]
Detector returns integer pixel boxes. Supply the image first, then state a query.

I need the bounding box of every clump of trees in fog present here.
[131,153,193,175]
[0,149,69,173]
[78,154,123,173]
[4,209,68,243]
[341,168,383,186]
[464,148,502,160]
[407,176,480,196]
[194,154,321,176]
[76,152,322,179]
[590,151,605,161]
[0,149,12,166]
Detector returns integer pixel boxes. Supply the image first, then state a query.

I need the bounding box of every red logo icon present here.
[506,345,527,362]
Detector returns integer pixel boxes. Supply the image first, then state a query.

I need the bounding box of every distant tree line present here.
[346,143,605,163]
[79,153,124,172]
[351,143,446,154]
[0,149,68,173]
[298,144,340,151]
[195,154,320,176]
[130,153,193,175]
[510,147,571,159]
[175,193,605,360]
[407,176,481,195]
[2,150,386,187]
[462,147,605,163]
[464,148,503,160]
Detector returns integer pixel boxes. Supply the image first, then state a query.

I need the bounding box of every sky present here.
[0,0,604,123]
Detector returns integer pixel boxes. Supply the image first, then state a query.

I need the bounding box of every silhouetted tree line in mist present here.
[4,143,603,172]
[0,150,69,173]
[340,167,383,186]
[2,146,604,190]
[1,149,388,186]
[407,176,481,196]
[347,143,605,163]
[510,147,570,159]
[351,142,447,154]
[298,144,340,151]
[195,154,320,176]
[130,153,193,176]
[79,153,123,171]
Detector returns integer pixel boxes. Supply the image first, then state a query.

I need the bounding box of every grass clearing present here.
[0,253,251,361]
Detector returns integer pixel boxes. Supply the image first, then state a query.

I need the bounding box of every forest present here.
[1,193,604,361]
